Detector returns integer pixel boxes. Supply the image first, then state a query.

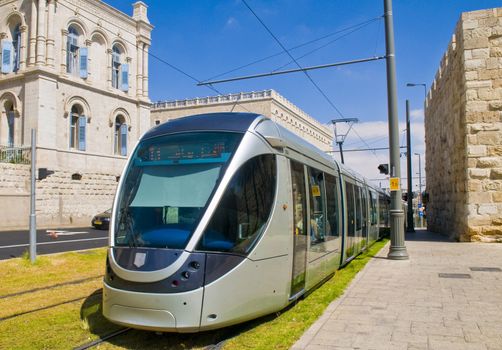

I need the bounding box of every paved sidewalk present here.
[292,230,502,350]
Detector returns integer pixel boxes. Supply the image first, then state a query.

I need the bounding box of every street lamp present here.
[406,83,427,100]
[330,118,358,164]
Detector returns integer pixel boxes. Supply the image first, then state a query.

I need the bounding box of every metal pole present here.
[405,100,415,232]
[338,142,345,164]
[384,0,408,259]
[416,153,423,228]
[29,129,36,263]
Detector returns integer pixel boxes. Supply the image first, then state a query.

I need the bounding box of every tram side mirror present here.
[378,164,389,175]
[238,223,251,240]
[38,168,55,180]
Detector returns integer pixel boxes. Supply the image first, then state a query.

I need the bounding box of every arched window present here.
[3,101,15,147]
[111,44,128,91]
[1,21,22,74]
[69,104,86,151]
[114,115,127,156]
[67,26,88,78]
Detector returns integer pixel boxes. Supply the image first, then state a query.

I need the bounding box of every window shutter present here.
[1,40,13,74]
[79,47,88,79]
[121,63,129,92]
[66,38,72,73]
[78,116,86,151]
[120,123,127,156]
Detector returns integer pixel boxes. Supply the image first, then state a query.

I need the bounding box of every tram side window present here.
[355,186,362,231]
[370,192,378,225]
[291,161,307,238]
[361,188,368,231]
[325,173,339,240]
[308,167,326,245]
[345,181,355,236]
[197,154,277,255]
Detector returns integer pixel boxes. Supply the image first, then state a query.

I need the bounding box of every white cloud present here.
[410,108,424,120]
[224,17,239,29]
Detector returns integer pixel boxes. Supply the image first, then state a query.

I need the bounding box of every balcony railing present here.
[0,145,31,164]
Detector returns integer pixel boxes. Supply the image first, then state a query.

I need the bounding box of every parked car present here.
[91,209,111,230]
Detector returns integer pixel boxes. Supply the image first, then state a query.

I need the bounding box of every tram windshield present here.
[114,132,243,249]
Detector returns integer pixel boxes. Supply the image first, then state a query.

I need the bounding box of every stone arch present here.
[64,96,92,121]
[90,29,109,47]
[0,91,22,146]
[108,107,131,130]
[110,39,128,57]
[66,18,88,40]
[0,91,22,118]
[4,11,25,32]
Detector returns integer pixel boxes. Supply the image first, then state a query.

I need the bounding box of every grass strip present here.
[222,238,389,350]
[0,248,107,296]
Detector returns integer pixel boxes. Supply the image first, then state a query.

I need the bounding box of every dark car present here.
[91,209,111,230]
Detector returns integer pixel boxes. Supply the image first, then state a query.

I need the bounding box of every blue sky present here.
[107,0,500,186]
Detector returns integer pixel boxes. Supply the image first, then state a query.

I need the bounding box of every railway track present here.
[0,275,103,300]
[73,328,131,350]
[0,289,102,322]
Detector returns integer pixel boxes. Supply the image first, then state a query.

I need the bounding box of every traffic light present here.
[38,168,55,180]
[378,163,389,175]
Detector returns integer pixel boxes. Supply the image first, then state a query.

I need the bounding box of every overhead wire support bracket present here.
[197,55,386,86]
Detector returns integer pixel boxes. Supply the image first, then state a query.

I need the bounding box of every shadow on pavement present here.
[405,228,453,242]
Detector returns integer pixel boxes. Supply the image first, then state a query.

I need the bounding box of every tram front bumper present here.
[102,282,203,333]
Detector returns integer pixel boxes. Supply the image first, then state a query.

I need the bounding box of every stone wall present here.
[425,8,502,242]
[0,162,119,230]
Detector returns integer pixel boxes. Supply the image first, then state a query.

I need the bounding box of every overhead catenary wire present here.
[201,15,383,83]
[271,17,382,73]
[241,0,345,118]
[241,0,387,165]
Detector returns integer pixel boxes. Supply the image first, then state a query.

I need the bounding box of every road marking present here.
[46,230,89,236]
[0,237,108,249]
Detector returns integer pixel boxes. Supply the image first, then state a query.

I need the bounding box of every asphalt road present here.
[0,226,109,260]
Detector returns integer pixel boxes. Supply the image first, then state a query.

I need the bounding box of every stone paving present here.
[291,230,502,350]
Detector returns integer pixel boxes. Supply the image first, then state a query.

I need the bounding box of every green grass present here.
[0,239,388,350]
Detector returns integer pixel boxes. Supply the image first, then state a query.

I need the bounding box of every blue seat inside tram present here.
[199,229,234,251]
[130,207,202,249]
[141,225,192,247]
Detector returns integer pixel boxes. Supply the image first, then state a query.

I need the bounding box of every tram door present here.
[290,161,308,297]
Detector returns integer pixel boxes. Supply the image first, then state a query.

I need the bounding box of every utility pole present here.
[415,152,423,228]
[29,129,36,263]
[384,0,408,259]
[405,100,415,232]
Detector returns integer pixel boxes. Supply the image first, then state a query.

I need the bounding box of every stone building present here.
[151,89,334,153]
[425,7,502,242]
[0,0,152,229]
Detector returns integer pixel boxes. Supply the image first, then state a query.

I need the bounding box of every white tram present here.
[103,112,390,332]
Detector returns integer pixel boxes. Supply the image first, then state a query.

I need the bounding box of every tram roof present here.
[143,112,261,140]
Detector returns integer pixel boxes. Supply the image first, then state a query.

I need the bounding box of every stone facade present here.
[425,8,502,242]
[151,89,334,152]
[0,0,152,229]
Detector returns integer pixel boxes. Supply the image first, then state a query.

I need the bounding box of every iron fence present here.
[0,145,31,164]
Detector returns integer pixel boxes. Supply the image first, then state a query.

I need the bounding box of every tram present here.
[103,112,390,332]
